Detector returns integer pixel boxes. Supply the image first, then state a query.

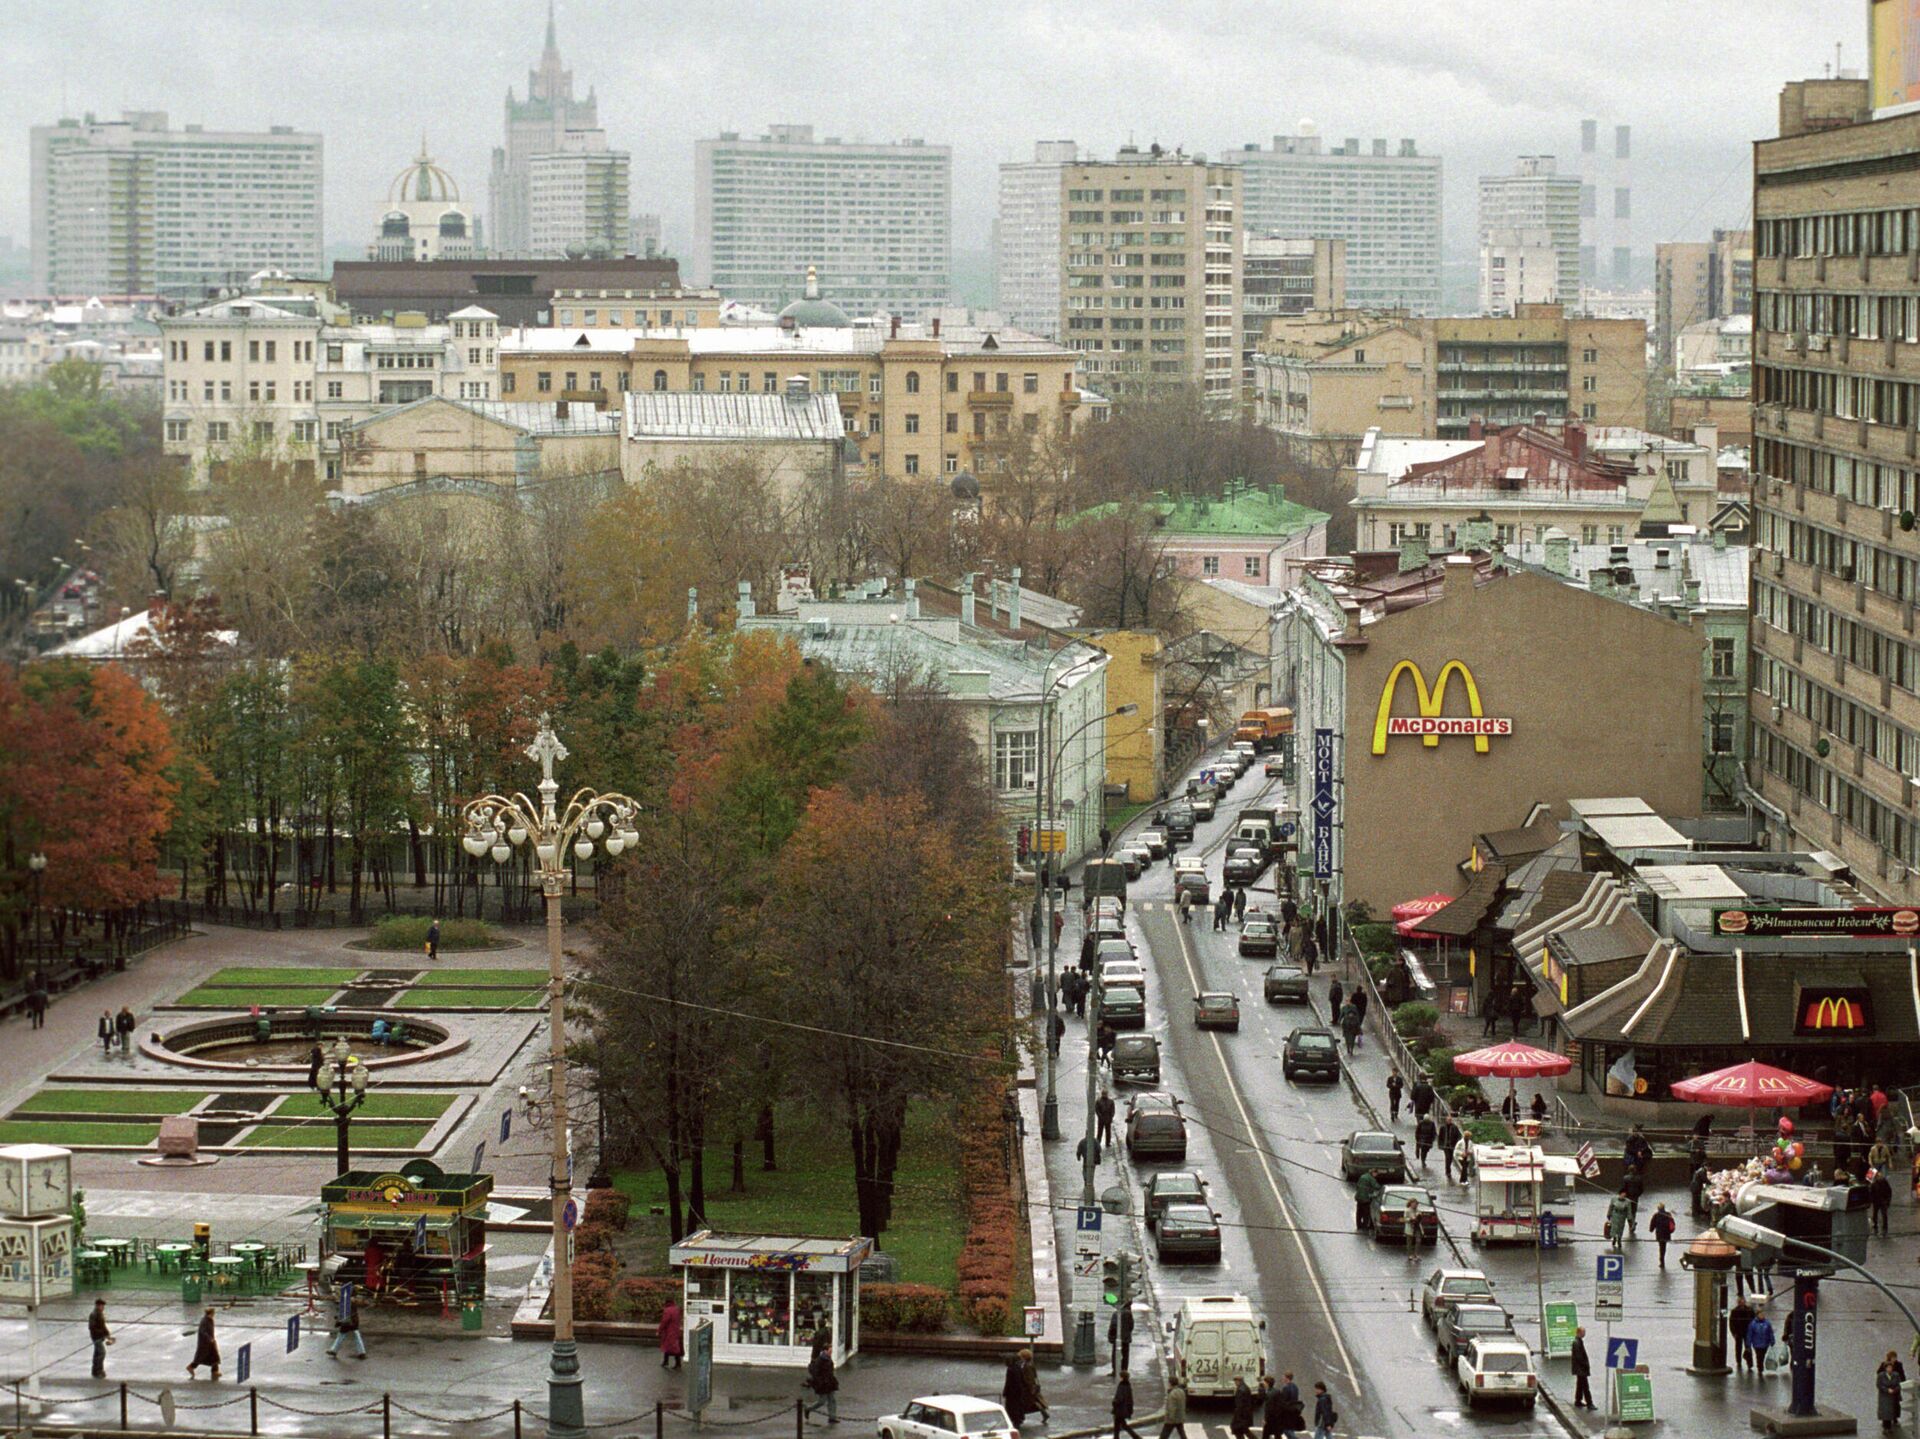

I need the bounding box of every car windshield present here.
[960,1411,1011,1434]
[1162,1204,1213,1226]
[1103,988,1138,1005]
[1460,1310,1510,1331]
[1114,1037,1156,1059]
[1448,1277,1494,1297]
[1352,1134,1397,1152]
[1200,995,1234,1010]
[1245,920,1274,935]
[1136,1116,1182,1136]
[1293,1032,1334,1050]
[1154,1176,1202,1199]
[1478,1351,1531,1373]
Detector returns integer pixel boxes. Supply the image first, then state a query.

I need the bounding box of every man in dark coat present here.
[1623,1125,1654,1174]
[115,1005,135,1054]
[1571,1327,1595,1409]
[1414,1116,1437,1171]
[1437,1116,1464,1182]
[1879,1351,1907,1431]
[1649,1203,1677,1268]
[1622,1165,1647,1235]
[805,1332,839,1424]
[1095,1091,1116,1149]
[1274,1373,1304,1437]
[1869,1168,1894,1237]
[1729,1297,1756,1372]
[1230,1377,1257,1439]
[1112,1375,1143,1439]
[1386,1071,1405,1123]
[89,1300,111,1377]
[1213,892,1232,932]
[1481,986,1504,1038]
[1108,1304,1134,1375]
[1326,979,1344,1025]
[187,1306,220,1380]
[26,980,46,1029]
[1299,933,1319,975]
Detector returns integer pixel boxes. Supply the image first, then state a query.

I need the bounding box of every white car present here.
[879,1396,1018,1439]
[1190,794,1217,820]
[1420,1267,1495,1328]
[1455,1338,1537,1410]
[1102,959,1148,994]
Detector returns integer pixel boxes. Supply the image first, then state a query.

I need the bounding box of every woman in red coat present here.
[658,1298,684,1370]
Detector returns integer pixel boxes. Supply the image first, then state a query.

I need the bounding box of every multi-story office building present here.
[994,141,1080,338]
[1749,76,1920,899]
[1478,156,1581,307]
[1433,304,1645,435]
[1059,149,1241,403]
[332,256,679,327]
[1654,228,1753,364]
[1252,309,1432,471]
[31,111,322,297]
[488,10,605,258]
[527,133,630,259]
[1228,129,1442,314]
[369,146,480,263]
[1480,227,1562,314]
[694,124,951,318]
[1241,236,1343,387]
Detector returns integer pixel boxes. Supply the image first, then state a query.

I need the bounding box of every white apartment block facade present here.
[694,124,951,318]
[1228,131,1442,314]
[528,139,630,259]
[1479,226,1562,314]
[31,111,322,298]
[1060,151,1242,405]
[160,296,498,485]
[994,140,1079,339]
[1478,156,1581,308]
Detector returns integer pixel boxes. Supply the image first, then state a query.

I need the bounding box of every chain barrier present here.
[664,1399,801,1427]
[255,1392,384,1416]
[128,1386,253,1411]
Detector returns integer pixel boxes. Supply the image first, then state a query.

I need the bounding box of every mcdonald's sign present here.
[1370,659,1513,755]
[1793,987,1873,1035]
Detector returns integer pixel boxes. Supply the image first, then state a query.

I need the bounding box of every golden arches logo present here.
[1802,995,1864,1030]
[1370,659,1513,755]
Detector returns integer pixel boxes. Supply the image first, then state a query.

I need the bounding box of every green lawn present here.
[240,1121,433,1149]
[271,1092,454,1120]
[175,985,344,1007]
[394,987,544,1009]
[197,966,363,987]
[411,968,548,987]
[0,1120,158,1146]
[362,916,505,952]
[614,1102,964,1288]
[12,1089,208,1116]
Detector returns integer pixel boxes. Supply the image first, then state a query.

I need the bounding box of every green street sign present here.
[1614,1368,1653,1424]
[1544,1303,1578,1358]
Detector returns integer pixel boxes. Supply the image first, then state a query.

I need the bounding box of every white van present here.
[1169,1294,1265,1397]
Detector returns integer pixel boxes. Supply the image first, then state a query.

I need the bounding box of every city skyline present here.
[0,0,1860,272]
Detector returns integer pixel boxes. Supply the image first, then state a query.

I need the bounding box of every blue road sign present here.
[1595,1253,1625,1284]
[499,1109,512,1143]
[1607,1337,1639,1370]
[562,1198,579,1232]
[286,1315,300,1354]
[236,1343,250,1385]
[413,1214,428,1248]
[1076,1206,1103,1232]
[1539,1213,1559,1249]
[1279,821,1296,839]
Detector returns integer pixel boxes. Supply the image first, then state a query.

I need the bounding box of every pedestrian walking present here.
[1159,1376,1188,1439]
[1729,1296,1756,1370]
[1177,890,1193,925]
[425,918,440,961]
[1354,1169,1381,1231]
[1622,1165,1646,1235]
[1273,1374,1304,1439]
[1049,1011,1066,1057]
[1108,1304,1134,1375]
[115,1005,135,1055]
[186,1306,221,1380]
[1077,1134,1102,1168]
[98,1010,114,1057]
[1414,1116,1436,1171]
[1230,1377,1257,1439]
[1022,1350,1049,1427]
[1404,1197,1423,1260]
[1454,1135,1474,1185]
[1623,1124,1654,1173]
[1257,1377,1285,1439]
[1480,987,1504,1038]
[89,1300,111,1377]
[1326,979,1343,1025]
[658,1297,684,1369]
[1213,893,1231,932]
[1112,1375,1143,1439]
[1281,897,1299,930]
[1097,1022,1116,1064]
[1605,1190,1631,1253]
[1350,986,1367,1038]
[1051,909,1065,949]
[26,979,46,1030]
[1878,1351,1907,1431]
[1095,1091,1116,1149]
[1571,1327,1595,1410]
[1649,1203,1676,1268]
[1233,889,1247,924]
[1285,919,1305,960]
[327,1292,366,1359]
[1691,1161,1711,1221]
[1747,1308,1777,1376]
[1299,932,1319,976]
[805,1332,839,1424]
[1410,1077,1435,1122]
[1437,1116,1463,1182]
[1869,1168,1893,1237]
[306,1043,324,1091]
[1338,1000,1361,1055]
[1311,1383,1337,1439]
[1386,1071,1405,1123]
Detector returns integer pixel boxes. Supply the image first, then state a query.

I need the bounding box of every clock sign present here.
[0,1144,73,1219]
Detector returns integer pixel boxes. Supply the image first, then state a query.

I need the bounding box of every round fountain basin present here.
[141,1011,465,1071]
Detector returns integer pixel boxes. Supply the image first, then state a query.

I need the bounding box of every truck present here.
[1232,707,1295,752]
[1234,805,1281,857]
[1081,858,1129,911]
[1169,1294,1267,1397]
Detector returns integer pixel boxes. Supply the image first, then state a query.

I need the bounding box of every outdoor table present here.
[154,1243,193,1274]
[296,1260,322,1313]
[93,1238,134,1267]
[77,1250,111,1285]
[206,1256,249,1290]
[230,1242,272,1285]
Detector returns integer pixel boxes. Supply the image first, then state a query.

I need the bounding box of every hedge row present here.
[954,1075,1019,1337]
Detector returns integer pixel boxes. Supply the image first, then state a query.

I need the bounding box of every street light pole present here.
[27,852,46,958]
[463,715,640,1439]
[320,1037,368,1177]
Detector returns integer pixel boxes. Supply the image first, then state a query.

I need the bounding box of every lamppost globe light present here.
[351,1064,369,1096]
[461,835,486,858]
[604,835,625,856]
[536,841,558,865]
[585,819,605,840]
[573,839,593,860]
[490,843,511,864]
[509,825,528,847]
[28,853,46,872]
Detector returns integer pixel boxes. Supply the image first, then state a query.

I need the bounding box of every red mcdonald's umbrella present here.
[1453,1040,1572,1115]
[1392,893,1453,921]
[1669,1061,1833,1109]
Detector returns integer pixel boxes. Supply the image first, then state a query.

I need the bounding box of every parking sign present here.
[1594,1253,1624,1319]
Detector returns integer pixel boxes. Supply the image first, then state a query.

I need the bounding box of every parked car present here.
[1262,963,1309,1003]
[1111,1033,1161,1086]
[1238,916,1279,957]
[1371,1184,1440,1246]
[1282,1027,1342,1083]
[1113,847,1147,880]
[1125,1093,1187,1161]
[1172,859,1210,905]
[1263,755,1286,776]
[1143,1169,1209,1229]
[1164,805,1196,841]
[1339,1130,1408,1183]
[1138,828,1168,859]
[1193,991,1241,1031]
[1102,984,1146,1030]
[1420,1268,1497,1328]
[1230,741,1258,765]
[1154,1202,1223,1262]
[878,1396,1019,1439]
[1223,845,1268,886]
[1435,1304,1516,1368]
[1190,793,1217,821]
[1455,1338,1537,1411]
[1102,958,1148,995]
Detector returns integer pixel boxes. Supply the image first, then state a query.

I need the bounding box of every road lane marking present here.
[1167,907,1360,1391]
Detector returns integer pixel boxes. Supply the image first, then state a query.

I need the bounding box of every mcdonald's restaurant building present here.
[1279,553,1704,917]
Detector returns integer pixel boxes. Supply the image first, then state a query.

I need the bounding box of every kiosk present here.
[319,1160,491,1312]
[1469,1144,1576,1244]
[668,1231,872,1368]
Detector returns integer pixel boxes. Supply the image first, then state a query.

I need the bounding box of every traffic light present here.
[1102,1253,1132,1306]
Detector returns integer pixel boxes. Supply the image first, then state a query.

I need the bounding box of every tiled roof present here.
[624,390,843,442]
[1476,815,1562,862]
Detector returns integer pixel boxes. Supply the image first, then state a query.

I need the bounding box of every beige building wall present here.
[337,398,618,498]
[1433,306,1646,434]
[1254,316,1431,469]
[1069,629,1165,803]
[620,436,842,501]
[1339,565,1702,910]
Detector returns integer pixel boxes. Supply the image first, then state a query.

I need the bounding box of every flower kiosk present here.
[668,1230,872,1367]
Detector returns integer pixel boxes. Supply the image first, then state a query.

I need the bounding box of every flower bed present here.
[954,1072,1018,1336]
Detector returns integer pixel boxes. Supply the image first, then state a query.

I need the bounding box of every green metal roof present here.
[1072,486,1330,538]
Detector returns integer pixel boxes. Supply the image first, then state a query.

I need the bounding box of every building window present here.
[719,372,732,392]
[947,372,959,393]
[653,370,668,391]
[993,730,1039,791]
[905,413,920,434]
[1202,555,1220,576]
[905,454,920,475]
[327,345,343,363]
[692,374,705,392]
[206,422,229,443]
[1581,375,1597,393]
[996,372,1010,392]
[946,413,959,433]
[1711,636,1737,679]
[292,420,317,442]
[537,371,553,392]
[565,372,578,391]
[164,419,188,443]
[1581,348,1598,363]
[905,371,921,394]
[502,372,517,394]
[870,375,883,398]
[1581,403,1597,420]
[1580,524,1598,544]
[1710,713,1736,754]
[764,372,777,393]
[945,455,959,473]
[588,371,602,392]
[1244,556,1262,578]
[252,422,272,442]
[1024,373,1039,394]
[413,451,428,478]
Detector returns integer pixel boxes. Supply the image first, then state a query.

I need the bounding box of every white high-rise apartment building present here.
[1227,128,1442,314]
[489,9,604,259]
[31,110,322,297]
[528,131,630,259]
[1478,156,1580,308]
[994,140,1079,338]
[694,124,951,318]
[1579,120,1633,288]
[1479,227,1561,313]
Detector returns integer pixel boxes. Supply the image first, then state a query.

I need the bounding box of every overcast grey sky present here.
[2,0,1863,263]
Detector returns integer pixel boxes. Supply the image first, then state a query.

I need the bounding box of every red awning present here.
[1452,1041,1574,1079]
[1670,1061,1834,1109]
[1391,893,1454,921]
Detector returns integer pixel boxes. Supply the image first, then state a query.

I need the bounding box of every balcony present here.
[968,389,1015,408]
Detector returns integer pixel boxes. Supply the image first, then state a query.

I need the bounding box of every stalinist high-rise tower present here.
[488,4,600,257]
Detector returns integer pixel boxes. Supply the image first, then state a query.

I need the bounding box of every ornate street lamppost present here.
[462,715,639,1439]
[319,1036,369,1176]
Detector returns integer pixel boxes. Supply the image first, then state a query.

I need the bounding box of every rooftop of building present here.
[623,389,843,443]
[347,394,621,438]
[499,319,1070,358]
[1507,530,1748,609]
[1074,482,1329,538]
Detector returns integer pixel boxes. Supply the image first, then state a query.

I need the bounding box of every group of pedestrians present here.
[96,1004,135,1057]
[1109,1372,1337,1439]
[1210,888,1247,931]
